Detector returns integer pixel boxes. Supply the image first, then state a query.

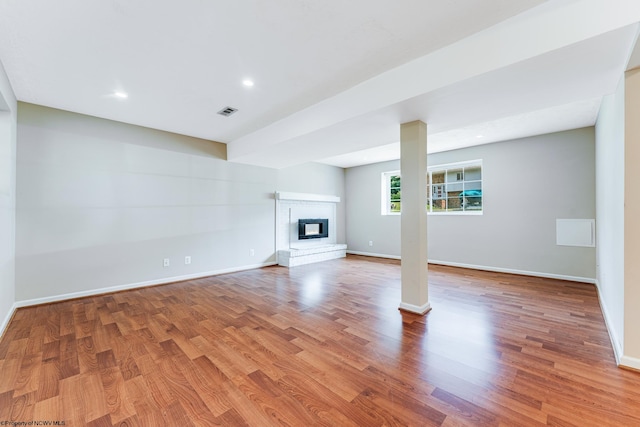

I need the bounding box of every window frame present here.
[428,159,483,216]
[382,160,483,216]
[381,170,402,215]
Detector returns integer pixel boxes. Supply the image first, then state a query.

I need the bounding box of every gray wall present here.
[0,59,16,330]
[15,103,345,303]
[345,160,402,257]
[346,128,596,281]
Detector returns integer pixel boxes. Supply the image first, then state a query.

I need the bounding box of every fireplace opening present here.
[298,218,329,240]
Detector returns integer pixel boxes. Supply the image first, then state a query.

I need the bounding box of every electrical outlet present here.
[185,256,191,265]
[369,241,373,247]
[163,258,170,267]
[250,249,255,256]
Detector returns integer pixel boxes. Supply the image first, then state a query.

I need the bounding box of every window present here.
[428,160,482,214]
[381,171,402,214]
[382,160,482,215]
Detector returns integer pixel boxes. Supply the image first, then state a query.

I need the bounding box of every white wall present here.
[346,128,596,281]
[16,104,278,303]
[0,60,16,333]
[595,76,625,356]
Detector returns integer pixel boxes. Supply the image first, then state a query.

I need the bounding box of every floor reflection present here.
[423,306,499,378]
[297,271,326,306]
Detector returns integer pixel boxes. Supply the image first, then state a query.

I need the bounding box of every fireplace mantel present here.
[276,192,340,203]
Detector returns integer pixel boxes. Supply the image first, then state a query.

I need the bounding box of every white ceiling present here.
[0,1,639,169]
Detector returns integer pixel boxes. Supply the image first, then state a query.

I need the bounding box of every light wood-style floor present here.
[1,255,639,426]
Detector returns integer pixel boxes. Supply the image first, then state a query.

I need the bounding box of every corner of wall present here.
[594,279,623,365]
[0,56,17,339]
[595,70,626,366]
[619,355,640,371]
[0,303,17,340]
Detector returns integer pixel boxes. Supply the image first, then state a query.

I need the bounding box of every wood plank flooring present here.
[1,254,640,426]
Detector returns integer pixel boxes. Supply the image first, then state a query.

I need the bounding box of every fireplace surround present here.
[275,192,346,267]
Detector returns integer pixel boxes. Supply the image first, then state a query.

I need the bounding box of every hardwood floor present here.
[1,254,640,426]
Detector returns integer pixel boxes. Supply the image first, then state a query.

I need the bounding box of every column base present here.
[398,301,432,315]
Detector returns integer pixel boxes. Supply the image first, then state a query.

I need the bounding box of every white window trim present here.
[382,160,483,216]
[428,159,482,216]
[381,170,401,215]
[429,210,483,216]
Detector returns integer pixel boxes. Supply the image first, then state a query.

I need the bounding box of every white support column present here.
[398,120,431,314]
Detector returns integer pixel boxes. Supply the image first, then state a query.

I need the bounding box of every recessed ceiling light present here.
[476,134,484,138]
[242,79,254,88]
[114,91,128,99]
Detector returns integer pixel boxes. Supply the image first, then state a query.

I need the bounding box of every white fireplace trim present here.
[276,192,340,203]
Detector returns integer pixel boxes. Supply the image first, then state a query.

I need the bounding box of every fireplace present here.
[275,192,345,267]
[298,218,329,240]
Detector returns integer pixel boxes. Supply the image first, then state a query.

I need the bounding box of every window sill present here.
[428,211,483,216]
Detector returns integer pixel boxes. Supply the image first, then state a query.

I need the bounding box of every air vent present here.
[217,106,238,117]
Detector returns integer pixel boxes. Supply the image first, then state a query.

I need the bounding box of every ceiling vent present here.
[217,106,238,117]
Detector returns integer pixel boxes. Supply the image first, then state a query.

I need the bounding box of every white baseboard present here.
[594,279,623,365]
[428,259,596,284]
[595,280,640,371]
[399,301,432,315]
[0,302,18,340]
[347,250,401,260]
[347,252,595,284]
[15,262,277,309]
[619,355,640,371]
